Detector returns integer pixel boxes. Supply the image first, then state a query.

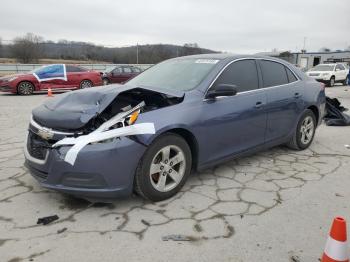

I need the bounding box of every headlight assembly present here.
[7,76,18,82]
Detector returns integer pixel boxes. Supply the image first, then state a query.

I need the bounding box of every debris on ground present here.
[162,234,198,241]
[194,224,203,232]
[57,227,67,234]
[141,219,150,226]
[37,215,59,225]
[324,97,350,126]
[290,255,301,262]
[345,145,350,149]
[335,193,344,197]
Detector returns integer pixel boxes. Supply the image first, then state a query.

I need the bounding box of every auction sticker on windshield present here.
[195,59,219,64]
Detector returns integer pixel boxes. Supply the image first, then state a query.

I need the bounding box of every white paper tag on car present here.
[195,59,219,64]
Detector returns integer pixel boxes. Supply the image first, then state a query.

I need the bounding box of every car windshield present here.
[310,65,334,71]
[127,58,219,91]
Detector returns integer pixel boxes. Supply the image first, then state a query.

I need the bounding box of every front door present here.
[198,59,267,164]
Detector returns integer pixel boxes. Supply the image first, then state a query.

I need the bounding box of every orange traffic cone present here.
[322,217,349,262]
[47,88,53,97]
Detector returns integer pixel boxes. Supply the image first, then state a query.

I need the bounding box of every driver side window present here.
[213,59,259,93]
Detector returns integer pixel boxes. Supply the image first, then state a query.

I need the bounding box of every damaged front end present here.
[24,85,184,199]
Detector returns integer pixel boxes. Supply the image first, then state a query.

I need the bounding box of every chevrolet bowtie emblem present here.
[37,127,54,140]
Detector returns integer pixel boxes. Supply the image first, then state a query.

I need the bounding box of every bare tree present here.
[10,33,44,63]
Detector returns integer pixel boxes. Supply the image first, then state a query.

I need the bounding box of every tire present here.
[134,133,192,201]
[80,80,93,89]
[343,76,349,86]
[328,76,335,87]
[17,81,34,95]
[286,109,316,150]
[102,78,109,85]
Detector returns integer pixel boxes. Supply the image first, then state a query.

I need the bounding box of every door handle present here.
[255,101,263,108]
[294,92,302,98]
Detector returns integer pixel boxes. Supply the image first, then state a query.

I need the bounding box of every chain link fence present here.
[0,64,153,75]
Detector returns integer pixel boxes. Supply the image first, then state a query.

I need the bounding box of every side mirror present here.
[206,84,237,99]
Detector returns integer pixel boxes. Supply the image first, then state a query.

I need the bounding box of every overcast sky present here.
[1,0,349,53]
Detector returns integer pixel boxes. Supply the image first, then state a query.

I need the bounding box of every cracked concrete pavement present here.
[0,86,350,262]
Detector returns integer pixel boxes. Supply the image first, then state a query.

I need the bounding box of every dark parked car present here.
[101,65,142,85]
[0,64,103,95]
[24,54,326,202]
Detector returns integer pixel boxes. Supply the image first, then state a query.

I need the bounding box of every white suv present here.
[306,63,348,87]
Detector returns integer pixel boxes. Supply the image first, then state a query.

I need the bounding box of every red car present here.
[101,65,142,85]
[0,64,103,95]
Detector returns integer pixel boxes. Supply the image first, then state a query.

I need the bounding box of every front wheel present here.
[134,133,192,201]
[328,76,335,87]
[17,81,34,95]
[102,78,109,85]
[80,80,93,89]
[286,109,316,150]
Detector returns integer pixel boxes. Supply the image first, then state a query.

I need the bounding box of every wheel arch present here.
[160,128,199,171]
[16,80,35,94]
[307,105,319,124]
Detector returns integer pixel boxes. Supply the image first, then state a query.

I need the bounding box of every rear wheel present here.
[343,76,348,86]
[17,81,34,95]
[286,109,316,150]
[328,76,335,87]
[80,80,93,89]
[134,133,192,201]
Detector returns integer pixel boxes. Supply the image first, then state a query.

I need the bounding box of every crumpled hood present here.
[32,84,184,130]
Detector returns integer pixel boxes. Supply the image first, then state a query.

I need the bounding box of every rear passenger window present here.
[285,67,298,83]
[260,60,289,87]
[66,65,86,72]
[213,59,259,93]
[123,67,132,73]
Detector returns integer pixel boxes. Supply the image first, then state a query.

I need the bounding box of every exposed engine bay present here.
[85,88,183,133]
[32,86,184,133]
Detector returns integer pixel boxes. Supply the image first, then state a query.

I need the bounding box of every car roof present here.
[174,53,294,64]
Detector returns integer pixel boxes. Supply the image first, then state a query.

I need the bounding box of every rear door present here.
[110,67,123,83]
[258,60,303,142]
[66,65,88,89]
[121,66,134,83]
[199,59,267,163]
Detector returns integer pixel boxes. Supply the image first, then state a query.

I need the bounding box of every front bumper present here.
[0,84,15,93]
[24,131,147,201]
[308,75,330,82]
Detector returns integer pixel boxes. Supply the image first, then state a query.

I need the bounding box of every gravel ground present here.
[0,85,349,262]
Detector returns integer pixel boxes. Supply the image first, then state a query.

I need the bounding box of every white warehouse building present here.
[293,51,350,70]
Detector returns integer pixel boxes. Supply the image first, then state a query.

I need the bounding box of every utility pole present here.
[302,37,307,52]
[136,43,139,64]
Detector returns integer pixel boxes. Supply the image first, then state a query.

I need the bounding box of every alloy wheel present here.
[18,82,34,95]
[80,80,92,89]
[149,145,186,192]
[300,116,314,144]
